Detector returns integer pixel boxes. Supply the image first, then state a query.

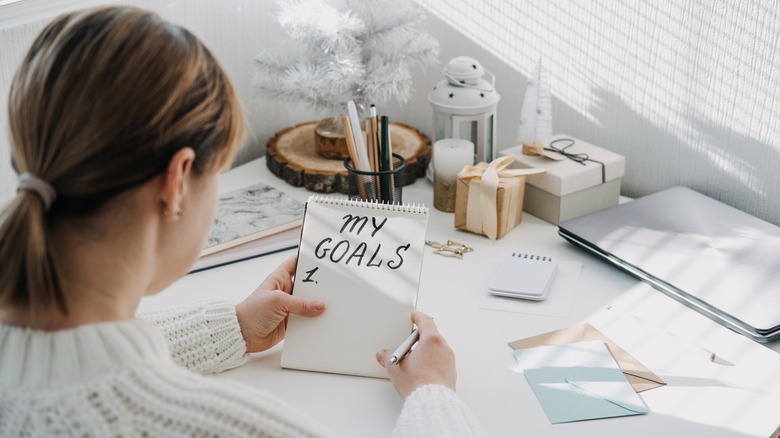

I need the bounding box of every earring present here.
[162,202,182,218]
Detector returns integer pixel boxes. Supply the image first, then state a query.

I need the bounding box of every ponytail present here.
[0,192,65,314]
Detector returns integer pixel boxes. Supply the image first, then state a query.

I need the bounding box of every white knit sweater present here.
[0,302,484,437]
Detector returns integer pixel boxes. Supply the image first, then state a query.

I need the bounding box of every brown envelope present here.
[508,323,666,392]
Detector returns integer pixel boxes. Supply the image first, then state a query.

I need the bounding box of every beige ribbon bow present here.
[457,156,545,240]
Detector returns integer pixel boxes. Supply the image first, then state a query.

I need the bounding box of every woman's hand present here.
[235,255,326,353]
[376,311,457,398]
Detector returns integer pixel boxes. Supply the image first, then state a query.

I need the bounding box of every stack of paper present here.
[509,323,665,393]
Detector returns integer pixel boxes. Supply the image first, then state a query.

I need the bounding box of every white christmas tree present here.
[254,0,439,119]
[517,58,553,148]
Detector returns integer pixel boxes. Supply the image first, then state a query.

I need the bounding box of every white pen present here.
[386,329,420,366]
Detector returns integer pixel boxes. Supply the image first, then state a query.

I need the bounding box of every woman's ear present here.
[159,147,196,219]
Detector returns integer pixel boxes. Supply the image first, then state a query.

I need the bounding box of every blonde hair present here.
[0,6,246,315]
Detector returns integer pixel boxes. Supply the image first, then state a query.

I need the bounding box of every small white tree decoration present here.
[517,58,553,154]
[254,0,439,122]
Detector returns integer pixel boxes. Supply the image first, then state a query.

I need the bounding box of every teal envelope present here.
[514,341,649,423]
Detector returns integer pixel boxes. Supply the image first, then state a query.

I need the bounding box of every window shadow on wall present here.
[589,87,779,221]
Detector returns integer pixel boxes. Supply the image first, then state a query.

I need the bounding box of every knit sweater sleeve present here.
[394,384,486,438]
[137,301,248,374]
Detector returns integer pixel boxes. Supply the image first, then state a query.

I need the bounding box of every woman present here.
[0,6,483,437]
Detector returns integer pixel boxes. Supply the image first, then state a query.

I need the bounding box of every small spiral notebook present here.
[488,253,558,301]
[282,196,429,378]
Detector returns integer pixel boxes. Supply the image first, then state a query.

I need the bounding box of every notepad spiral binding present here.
[511,252,553,262]
[308,195,428,214]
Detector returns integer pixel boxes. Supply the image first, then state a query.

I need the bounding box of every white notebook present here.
[282,196,429,378]
[488,253,558,301]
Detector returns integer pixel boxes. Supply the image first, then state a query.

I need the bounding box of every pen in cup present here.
[386,328,420,366]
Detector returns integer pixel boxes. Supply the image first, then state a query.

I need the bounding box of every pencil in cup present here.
[365,119,379,191]
[344,153,405,203]
[341,115,368,200]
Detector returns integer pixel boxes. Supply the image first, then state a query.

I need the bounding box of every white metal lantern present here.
[428,56,500,164]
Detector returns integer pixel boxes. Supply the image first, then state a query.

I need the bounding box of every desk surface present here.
[139,158,780,438]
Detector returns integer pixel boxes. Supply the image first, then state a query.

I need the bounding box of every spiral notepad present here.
[282,196,429,378]
[488,253,558,301]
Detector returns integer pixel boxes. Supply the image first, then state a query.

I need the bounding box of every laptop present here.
[559,186,780,343]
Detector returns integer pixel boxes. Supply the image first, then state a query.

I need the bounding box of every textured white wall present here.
[2,0,779,226]
[414,0,780,225]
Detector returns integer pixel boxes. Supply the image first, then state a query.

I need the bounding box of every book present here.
[281,195,429,378]
[193,183,303,269]
[488,253,558,301]
[190,226,301,273]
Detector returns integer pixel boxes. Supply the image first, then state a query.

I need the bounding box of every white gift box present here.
[499,135,625,225]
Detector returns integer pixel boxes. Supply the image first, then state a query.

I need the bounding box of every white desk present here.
[139,158,780,438]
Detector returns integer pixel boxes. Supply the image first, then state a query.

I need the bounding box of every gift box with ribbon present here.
[499,134,626,225]
[454,156,544,240]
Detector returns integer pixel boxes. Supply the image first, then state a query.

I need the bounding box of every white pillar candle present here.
[433,138,474,212]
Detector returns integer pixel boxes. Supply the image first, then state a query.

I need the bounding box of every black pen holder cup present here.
[344,153,406,203]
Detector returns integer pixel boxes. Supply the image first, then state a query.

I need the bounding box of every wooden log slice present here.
[266,121,431,194]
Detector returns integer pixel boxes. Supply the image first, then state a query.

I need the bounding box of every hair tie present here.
[17,172,57,211]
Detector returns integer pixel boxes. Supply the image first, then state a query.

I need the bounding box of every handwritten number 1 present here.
[302,267,319,283]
